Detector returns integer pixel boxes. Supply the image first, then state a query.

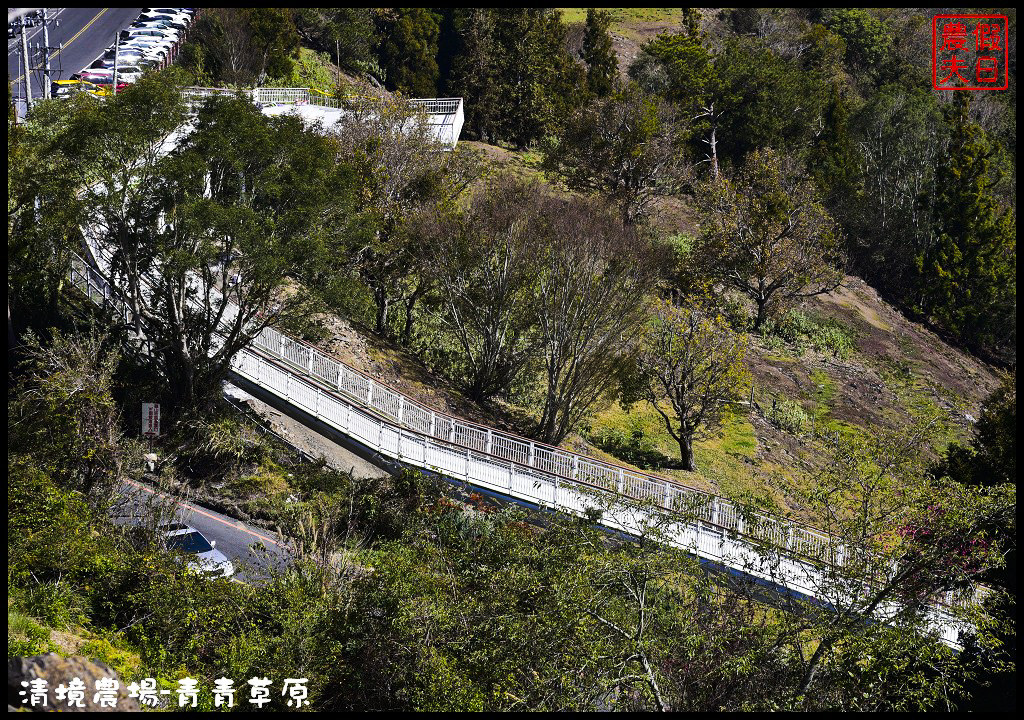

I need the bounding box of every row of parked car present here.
[53,8,198,99]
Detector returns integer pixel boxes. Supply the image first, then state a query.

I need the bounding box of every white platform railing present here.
[180,87,464,148]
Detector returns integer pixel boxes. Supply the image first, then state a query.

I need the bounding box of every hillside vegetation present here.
[8,6,1016,713]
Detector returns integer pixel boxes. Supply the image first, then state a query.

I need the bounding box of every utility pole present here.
[112,33,119,96]
[41,8,55,100]
[21,19,33,113]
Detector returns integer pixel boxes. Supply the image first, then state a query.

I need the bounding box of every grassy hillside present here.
[297,162,1000,524]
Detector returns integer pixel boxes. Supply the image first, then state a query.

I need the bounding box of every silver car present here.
[162,523,235,578]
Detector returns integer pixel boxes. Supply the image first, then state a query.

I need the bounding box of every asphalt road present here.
[8,7,143,102]
[113,478,293,586]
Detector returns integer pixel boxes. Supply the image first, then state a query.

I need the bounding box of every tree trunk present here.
[374,288,390,336]
[708,122,719,181]
[402,283,426,347]
[753,298,769,331]
[679,434,696,472]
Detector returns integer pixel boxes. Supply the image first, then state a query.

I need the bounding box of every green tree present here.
[447,9,499,142]
[917,94,1016,362]
[375,8,442,97]
[933,374,1016,710]
[807,82,860,209]
[8,91,93,333]
[145,94,350,409]
[849,84,945,296]
[182,7,299,85]
[331,96,478,342]
[293,8,379,77]
[186,8,300,85]
[631,297,750,471]
[821,8,892,84]
[711,37,829,169]
[422,176,543,402]
[534,197,659,443]
[693,149,846,330]
[9,329,143,501]
[450,9,585,148]
[629,31,713,111]
[542,83,690,225]
[582,9,618,97]
[627,30,717,176]
[778,419,1013,710]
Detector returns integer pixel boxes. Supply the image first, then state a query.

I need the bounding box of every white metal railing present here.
[69,246,971,650]
[67,97,973,647]
[250,323,842,551]
[179,88,464,148]
[410,98,461,115]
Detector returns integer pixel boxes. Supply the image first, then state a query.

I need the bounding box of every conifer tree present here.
[448,9,498,142]
[917,94,1016,361]
[582,9,618,97]
[376,8,442,97]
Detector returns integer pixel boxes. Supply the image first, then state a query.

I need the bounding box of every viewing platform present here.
[181,87,465,149]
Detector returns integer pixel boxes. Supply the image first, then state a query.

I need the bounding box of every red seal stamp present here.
[933,14,1009,90]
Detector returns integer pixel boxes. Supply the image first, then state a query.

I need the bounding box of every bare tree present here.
[332,96,478,342]
[694,148,845,330]
[194,8,300,85]
[422,176,544,402]
[535,197,659,444]
[634,297,749,472]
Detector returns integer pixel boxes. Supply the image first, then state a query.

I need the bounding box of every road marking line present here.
[125,478,287,549]
[12,8,107,86]
[49,7,107,65]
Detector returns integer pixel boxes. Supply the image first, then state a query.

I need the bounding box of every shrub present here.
[763,310,855,359]
[769,399,810,434]
[588,427,673,470]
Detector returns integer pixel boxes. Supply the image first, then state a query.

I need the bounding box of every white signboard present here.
[142,403,161,437]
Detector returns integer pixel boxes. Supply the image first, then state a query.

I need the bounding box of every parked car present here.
[99,53,150,69]
[103,44,164,61]
[133,16,187,31]
[142,8,195,20]
[107,65,146,83]
[161,523,235,578]
[121,38,175,56]
[50,79,108,98]
[78,68,115,84]
[122,26,180,41]
[142,12,192,25]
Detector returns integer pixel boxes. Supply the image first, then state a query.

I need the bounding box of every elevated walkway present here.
[65,101,975,650]
[181,87,464,149]
[70,250,974,650]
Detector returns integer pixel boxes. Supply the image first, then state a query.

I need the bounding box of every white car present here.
[100,53,155,69]
[115,65,146,82]
[162,523,235,578]
[136,15,189,31]
[77,68,115,84]
[122,27,180,44]
[121,38,174,56]
[143,8,195,21]
[132,18,186,34]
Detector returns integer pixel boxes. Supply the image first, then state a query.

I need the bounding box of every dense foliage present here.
[7,329,1013,710]
[7,5,1016,712]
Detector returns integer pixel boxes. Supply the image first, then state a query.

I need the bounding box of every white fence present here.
[180,87,465,148]
[251,324,840,558]
[69,244,972,650]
